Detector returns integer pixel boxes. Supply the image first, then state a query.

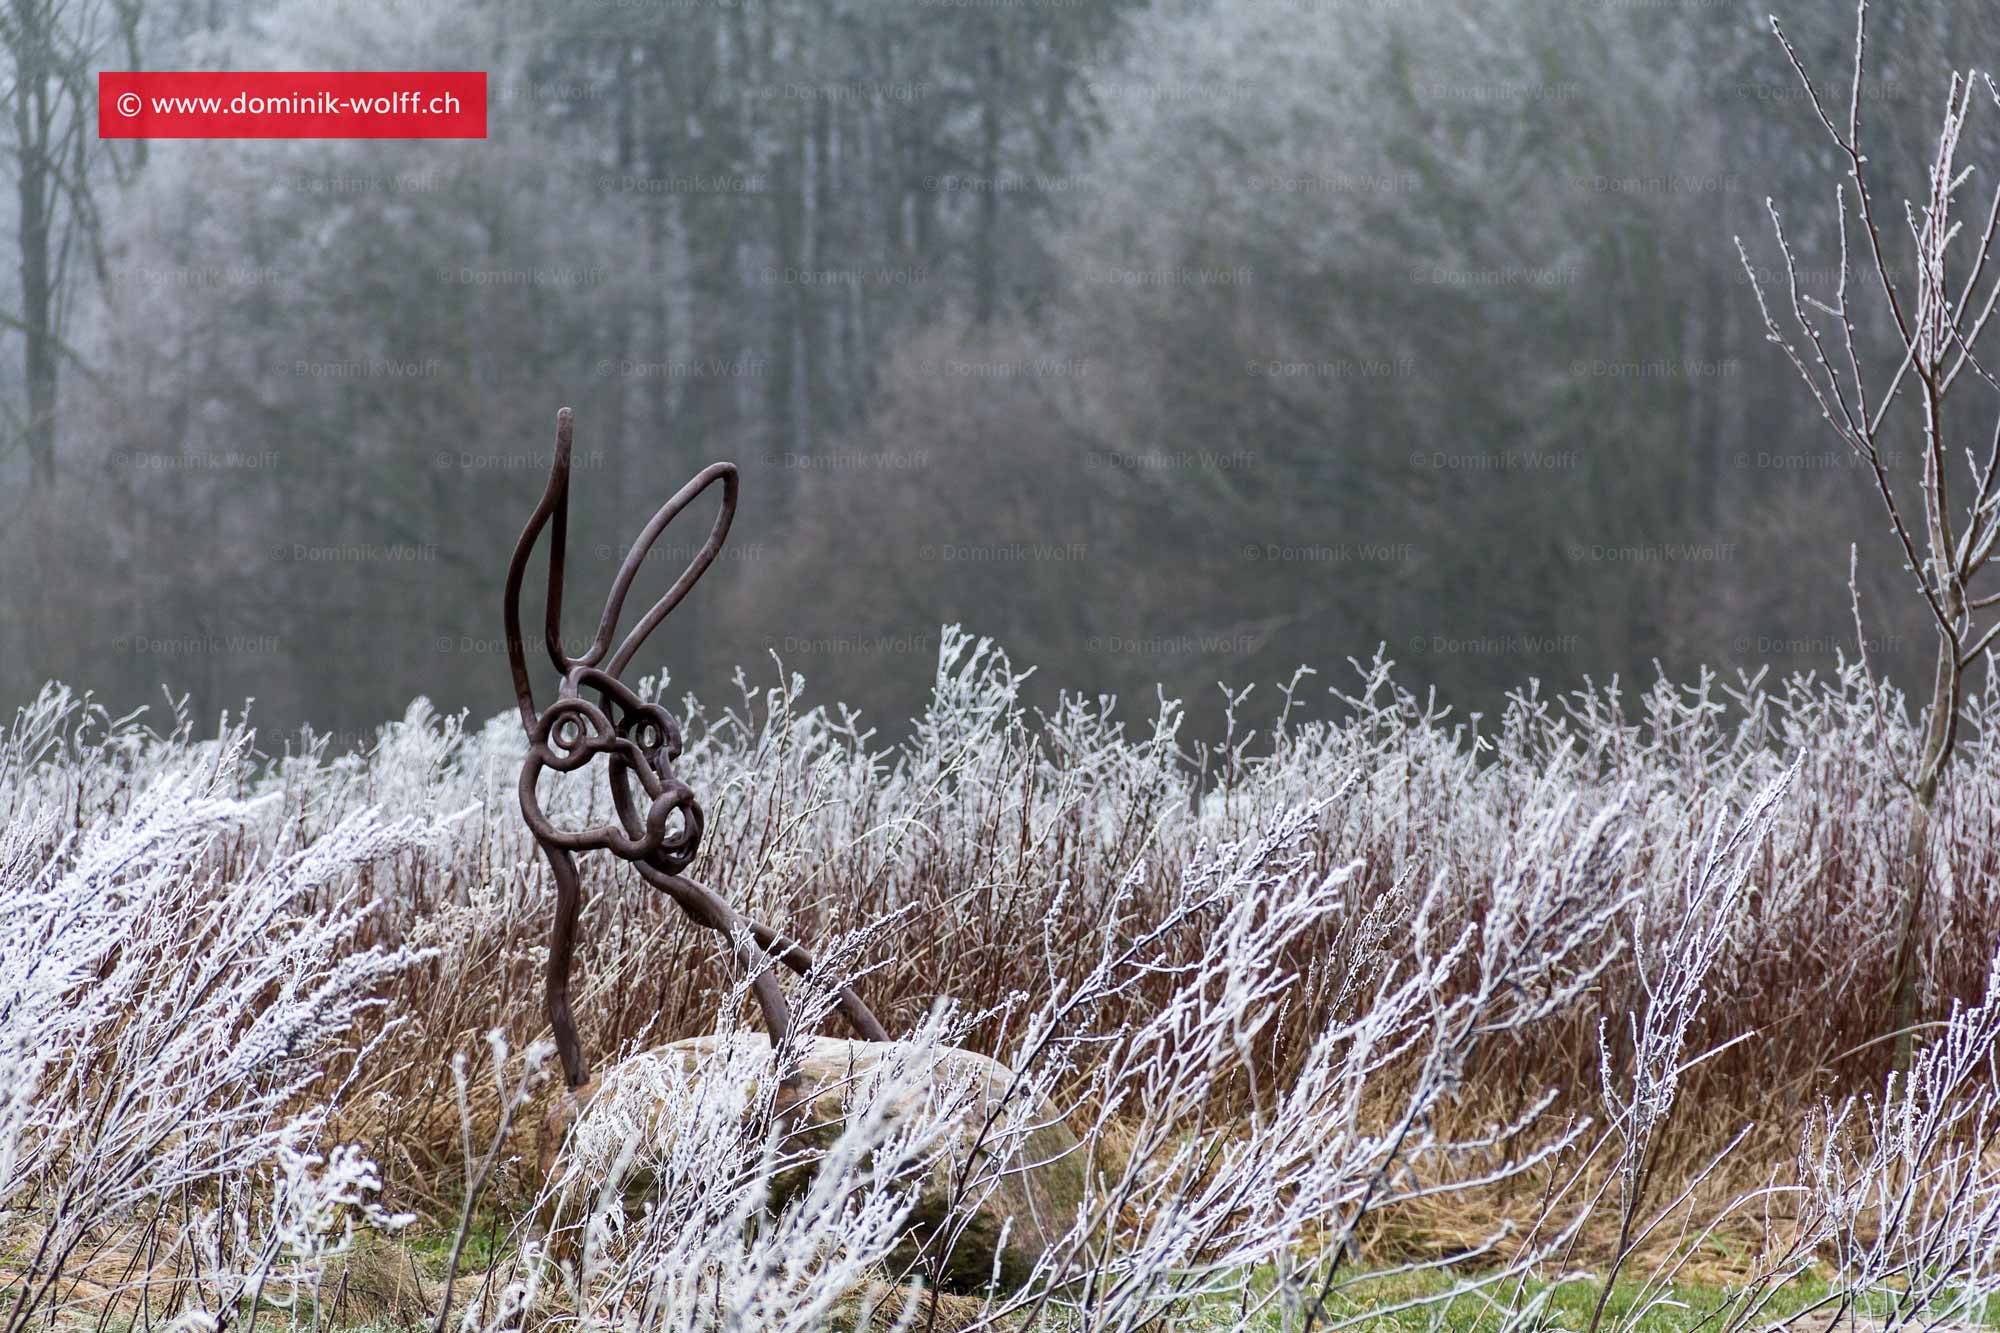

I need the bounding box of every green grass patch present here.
[1172,1266,2000,1332]
[399,1209,514,1283]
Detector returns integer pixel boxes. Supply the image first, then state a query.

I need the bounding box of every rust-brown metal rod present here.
[649,865,890,1043]
[502,412,574,731]
[545,847,803,1092]
[544,843,588,1088]
[604,746,885,1040]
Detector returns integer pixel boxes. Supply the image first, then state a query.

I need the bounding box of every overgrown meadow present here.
[6,627,2000,1331]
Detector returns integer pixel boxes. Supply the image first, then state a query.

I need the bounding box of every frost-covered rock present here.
[542,1034,1086,1291]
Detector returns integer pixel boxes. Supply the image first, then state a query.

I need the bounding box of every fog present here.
[2,0,1992,743]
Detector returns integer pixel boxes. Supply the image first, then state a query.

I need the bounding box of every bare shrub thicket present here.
[5,628,2000,1330]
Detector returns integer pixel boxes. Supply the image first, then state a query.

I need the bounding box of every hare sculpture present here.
[503,408,889,1090]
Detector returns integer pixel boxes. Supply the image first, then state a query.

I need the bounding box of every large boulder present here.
[540,1035,1088,1292]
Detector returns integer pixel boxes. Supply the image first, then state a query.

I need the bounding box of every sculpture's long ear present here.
[503,408,577,733]
[587,460,738,680]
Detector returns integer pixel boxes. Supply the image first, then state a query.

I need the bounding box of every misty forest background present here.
[2,0,1995,742]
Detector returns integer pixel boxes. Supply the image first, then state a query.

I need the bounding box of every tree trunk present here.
[1890,629,1959,1070]
[13,14,57,490]
[974,37,1001,325]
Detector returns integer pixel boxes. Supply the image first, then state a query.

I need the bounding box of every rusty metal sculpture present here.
[505,408,889,1091]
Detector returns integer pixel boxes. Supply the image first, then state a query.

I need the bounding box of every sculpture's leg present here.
[744,919,891,1043]
[743,950,807,1112]
[545,844,589,1088]
[643,863,890,1042]
[634,860,806,1107]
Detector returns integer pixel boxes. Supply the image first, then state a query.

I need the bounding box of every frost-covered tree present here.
[1740,1,2000,1062]
[0,0,143,488]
